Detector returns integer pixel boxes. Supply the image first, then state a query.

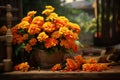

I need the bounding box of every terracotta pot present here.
[33,50,65,69]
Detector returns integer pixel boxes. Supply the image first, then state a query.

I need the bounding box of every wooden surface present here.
[0,66,120,80]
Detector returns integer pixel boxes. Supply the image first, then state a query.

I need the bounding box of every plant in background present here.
[11,5,81,62]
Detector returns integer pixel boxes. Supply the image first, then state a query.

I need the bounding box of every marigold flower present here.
[25,43,32,53]
[51,31,61,39]
[27,10,37,17]
[0,25,7,35]
[66,58,78,71]
[29,38,37,46]
[28,24,41,35]
[45,38,58,48]
[37,32,48,42]
[18,21,30,30]
[46,12,58,21]
[11,25,18,35]
[23,34,28,40]
[42,5,55,15]
[22,16,32,23]
[51,64,61,71]
[59,27,69,35]
[14,62,30,72]
[42,22,55,33]
[13,34,23,45]
[60,39,70,49]
[32,16,44,26]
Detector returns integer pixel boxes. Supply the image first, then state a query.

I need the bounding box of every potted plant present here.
[11,5,81,68]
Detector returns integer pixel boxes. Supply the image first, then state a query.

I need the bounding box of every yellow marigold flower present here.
[0,25,7,35]
[27,10,37,17]
[42,5,55,15]
[22,16,32,23]
[51,31,61,39]
[18,21,30,30]
[23,34,28,40]
[59,27,69,35]
[37,32,48,42]
[68,22,81,34]
[25,43,32,53]
[46,5,55,10]
[28,24,41,35]
[45,38,58,48]
[42,22,55,33]
[46,12,58,21]
[29,38,37,46]
[32,16,44,26]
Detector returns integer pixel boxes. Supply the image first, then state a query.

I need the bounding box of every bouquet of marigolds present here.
[11,5,81,59]
[52,55,112,72]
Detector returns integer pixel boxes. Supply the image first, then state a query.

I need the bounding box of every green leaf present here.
[15,43,26,56]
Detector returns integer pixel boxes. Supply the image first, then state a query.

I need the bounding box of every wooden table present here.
[0,66,120,80]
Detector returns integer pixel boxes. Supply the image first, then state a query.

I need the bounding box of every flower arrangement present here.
[51,55,111,72]
[11,5,80,59]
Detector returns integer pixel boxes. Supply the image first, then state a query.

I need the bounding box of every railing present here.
[94,0,120,46]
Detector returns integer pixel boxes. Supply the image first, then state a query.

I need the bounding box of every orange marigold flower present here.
[28,24,41,35]
[27,11,37,17]
[32,16,44,26]
[89,58,97,64]
[11,25,18,35]
[45,38,58,48]
[60,40,70,49]
[0,25,7,35]
[13,34,23,45]
[29,38,37,46]
[23,34,28,40]
[42,22,55,33]
[25,44,32,53]
[74,55,85,66]
[66,58,78,71]
[22,16,32,23]
[51,31,61,39]
[37,32,48,42]
[67,22,81,34]
[18,21,30,30]
[14,62,30,72]
[51,64,61,71]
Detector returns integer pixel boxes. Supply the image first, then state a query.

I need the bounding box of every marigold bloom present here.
[51,31,61,39]
[18,21,30,30]
[37,32,48,42]
[74,55,85,66]
[68,22,81,34]
[51,64,61,71]
[59,27,69,35]
[60,39,70,49]
[66,58,78,71]
[0,25,7,35]
[22,16,32,23]
[45,38,58,48]
[25,44,32,53]
[42,22,55,33]
[14,62,30,72]
[42,5,55,15]
[13,34,23,45]
[32,16,44,26]
[23,34,28,40]
[46,12,58,21]
[29,38,37,46]
[27,10,37,17]
[11,25,18,35]
[28,24,41,35]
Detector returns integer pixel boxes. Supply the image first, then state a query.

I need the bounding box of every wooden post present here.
[5,4,13,59]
